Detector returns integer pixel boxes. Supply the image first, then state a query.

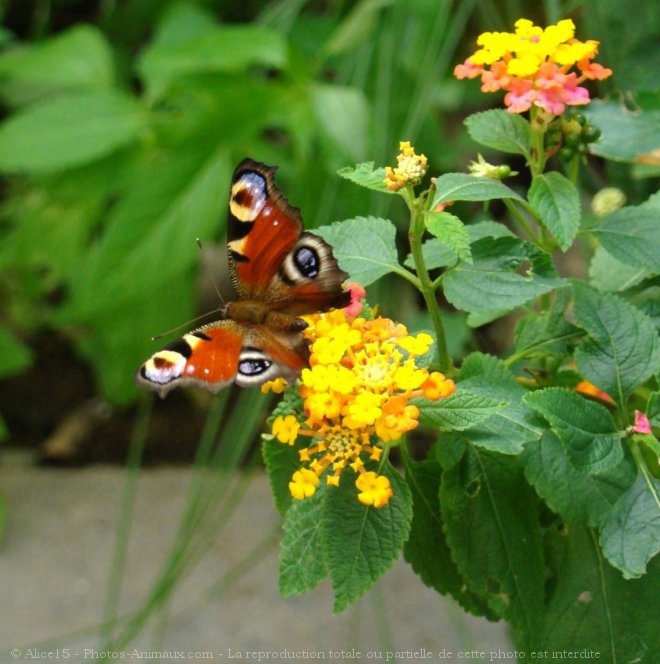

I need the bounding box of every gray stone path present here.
[0,451,511,663]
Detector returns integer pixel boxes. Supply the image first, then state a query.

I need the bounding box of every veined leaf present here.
[464,109,532,156]
[424,211,472,263]
[431,172,524,208]
[443,236,563,314]
[316,217,400,286]
[590,205,660,273]
[528,172,580,251]
[402,457,494,617]
[524,388,623,474]
[573,283,660,407]
[321,464,412,612]
[589,246,650,292]
[280,489,328,596]
[524,431,636,527]
[337,161,392,194]
[415,390,506,431]
[600,473,660,579]
[542,526,660,660]
[441,449,544,648]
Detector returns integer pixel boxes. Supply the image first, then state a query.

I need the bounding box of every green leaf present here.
[542,526,660,660]
[138,22,287,99]
[524,431,636,527]
[405,220,513,271]
[513,288,581,358]
[573,283,660,407]
[458,351,513,382]
[415,390,507,431]
[0,25,114,106]
[456,377,545,454]
[316,217,400,286]
[321,464,412,612]
[443,237,563,314]
[464,109,532,156]
[337,161,392,194]
[0,326,33,379]
[262,434,301,517]
[600,473,660,579]
[424,211,472,263]
[528,172,580,251]
[312,84,368,161]
[584,100,660,162]
[590,205,660,273]
[321,0,392,57]
[524,388,623,474]
[441,449,544,647]
[402,457,494,617]
[280,489,328,596]
[589,246,650,292]
[431,172,524,208]
[0,91,144,173]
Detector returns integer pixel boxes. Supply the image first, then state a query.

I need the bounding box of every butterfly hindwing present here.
[136,322,308,397]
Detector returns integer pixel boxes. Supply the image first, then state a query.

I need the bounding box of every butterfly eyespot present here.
[230,172,267,222]
[239,358,272,376]
[293,246,320,278]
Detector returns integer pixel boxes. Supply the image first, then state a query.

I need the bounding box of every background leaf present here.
[415,390,506,431]
[0,91,144,173]
[590,204,660,273]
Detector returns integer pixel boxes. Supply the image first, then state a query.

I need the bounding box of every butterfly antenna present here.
[196,237,226,305]
[151,309,222,341]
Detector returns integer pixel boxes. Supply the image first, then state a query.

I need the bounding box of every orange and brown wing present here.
[227,159,302,298]
[136,322,308,397]
[227,159,350,313]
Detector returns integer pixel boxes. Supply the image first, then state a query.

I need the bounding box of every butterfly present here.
[137,158,350,397]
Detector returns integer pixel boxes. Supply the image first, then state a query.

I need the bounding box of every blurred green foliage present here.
[0,0,657,414]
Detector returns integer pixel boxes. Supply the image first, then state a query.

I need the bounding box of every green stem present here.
[632,441,660,511]
[100,394,153,645]
[405,190,452,375]
[529,106,548,178]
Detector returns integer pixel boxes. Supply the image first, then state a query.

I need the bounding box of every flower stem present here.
[405,189,453,375]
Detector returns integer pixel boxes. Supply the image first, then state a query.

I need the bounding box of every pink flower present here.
[504,78,534,113]
[344,282,366,317]
[633,411,652,435]
[454,60,482,80]
[481,60,510,92]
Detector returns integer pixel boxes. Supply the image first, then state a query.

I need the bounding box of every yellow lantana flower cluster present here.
[454,18,612,115]
[270,308,456,508]
[384,141,428,191]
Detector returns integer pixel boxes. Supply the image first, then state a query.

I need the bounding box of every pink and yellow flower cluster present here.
[269,306,455,508]
[454,18,611,115]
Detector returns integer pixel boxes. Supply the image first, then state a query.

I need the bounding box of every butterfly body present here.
[137,159,349,397]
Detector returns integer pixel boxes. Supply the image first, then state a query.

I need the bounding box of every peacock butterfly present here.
[137,158,350,397]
